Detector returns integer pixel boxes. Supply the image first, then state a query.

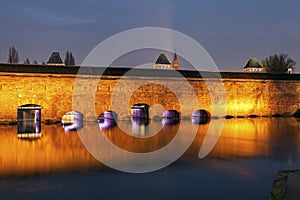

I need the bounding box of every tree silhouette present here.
[64,50,75,66]
[33,60,38,65]
[262,54,296,74]
[8,46,19,63]
[24,58,30,64]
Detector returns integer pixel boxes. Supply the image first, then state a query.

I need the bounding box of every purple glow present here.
[62,111,84,132]
[163,110,180,118]
[97,111,118,122]
[98,119,117,130]
[192,117,210,125]
[17,120,41,134]
[131,109,145,118]
[131,104,149,119]
[162,118,180,126]
[192,109,210,118]
[63,120,83,132]
[191,109,211,124]
[131,117,149,126]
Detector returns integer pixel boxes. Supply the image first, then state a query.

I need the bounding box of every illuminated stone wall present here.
[0,72,300,121]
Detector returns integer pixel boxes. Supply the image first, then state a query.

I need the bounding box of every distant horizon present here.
[0,50,296,74]
[1,0,299,72]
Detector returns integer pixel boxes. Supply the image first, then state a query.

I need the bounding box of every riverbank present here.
[269,169,300,200]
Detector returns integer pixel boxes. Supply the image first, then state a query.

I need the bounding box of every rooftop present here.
[244,58,262,69]
[47,52,64,65]
[155,54,171,65]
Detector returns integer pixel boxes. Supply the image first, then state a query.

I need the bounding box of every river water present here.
[0,118,300,199]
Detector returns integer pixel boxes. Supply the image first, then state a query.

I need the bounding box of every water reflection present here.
[17,133,42,140]
[206,118,300,161]
[132,118,150,137]
[162,118,180,125]
[62,111,84,132]
[96,119,178,153]
[97,111,118,130]
[0,118,299,177]
[98,118,117,130]
[0,125,102,177]
[192,109,211,124]
[17,116,41,140]
[17,120,41,134]
[191,117,210,124]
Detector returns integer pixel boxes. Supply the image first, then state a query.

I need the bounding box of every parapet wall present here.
[0,64,299,121]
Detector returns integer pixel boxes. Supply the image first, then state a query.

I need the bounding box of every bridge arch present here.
[131,104,149,119]
[163,110,180,119]
[97,111,118,130]
[192,109,211,124]
[17,104,42,134]
[61,111,84,131]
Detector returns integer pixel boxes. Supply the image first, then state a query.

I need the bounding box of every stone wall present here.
[0,71,300,122]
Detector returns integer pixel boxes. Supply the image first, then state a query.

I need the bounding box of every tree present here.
[24,58,30,64]
[8,46,19,63]
[64,50,75,66]
[262,53,296,74]
[33,60,38,65]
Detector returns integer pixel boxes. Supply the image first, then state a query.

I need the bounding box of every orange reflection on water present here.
[0,118,300,177]
[101,121,180,153]
[209,118,270,159]
[207,118,300,161]
[0,125,102,177]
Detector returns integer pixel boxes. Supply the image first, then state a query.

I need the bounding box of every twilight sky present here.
[0,0,299,71]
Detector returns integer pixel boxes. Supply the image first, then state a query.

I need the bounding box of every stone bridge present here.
[0,63,300,122]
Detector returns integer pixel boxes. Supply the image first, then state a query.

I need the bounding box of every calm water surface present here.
[0,118,300,200]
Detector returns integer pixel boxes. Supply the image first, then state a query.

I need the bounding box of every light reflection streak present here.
[0,118,299,177]
[17,133,41,140]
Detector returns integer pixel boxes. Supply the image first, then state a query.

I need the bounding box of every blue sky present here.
[0,0,299,71]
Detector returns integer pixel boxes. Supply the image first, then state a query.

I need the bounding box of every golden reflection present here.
[0,125,102,177]
[1,118,300,177]
[101,120,179,153]
[208,118,270,158]
[17,133,42,139]
[208,118,300,160]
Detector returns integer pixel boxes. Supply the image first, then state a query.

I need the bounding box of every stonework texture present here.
[0,72,299,121]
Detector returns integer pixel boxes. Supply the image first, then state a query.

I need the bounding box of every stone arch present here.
[17,104,42,134]
[97,110,118,121]
[129,83,181,117]
[62,111,84,131]
[97,111,118,130]
[131,104,149,119]
[163,110,180,119]
[192,109,211,124]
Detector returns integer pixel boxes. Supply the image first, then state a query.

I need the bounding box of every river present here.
[0,118,299,199]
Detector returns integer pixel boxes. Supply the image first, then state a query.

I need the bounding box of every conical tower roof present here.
[172,52,179,70]
[155,54,171,65]
[47,52,63,64]
[244,58,262,69]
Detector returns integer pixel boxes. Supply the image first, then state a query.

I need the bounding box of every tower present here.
[243,57,263,72]
[154,52,179,70]
[172,51,179,70]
